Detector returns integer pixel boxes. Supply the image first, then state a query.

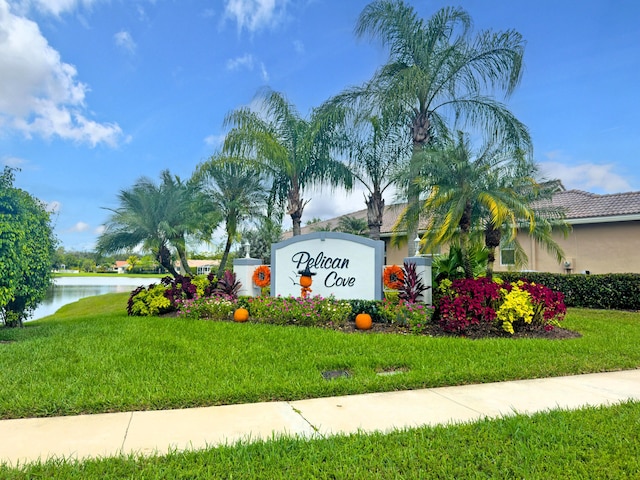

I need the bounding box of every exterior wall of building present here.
[497,220,640,274]
[382,236,442,267]
[383,237,408,266]
[384,220,640,274]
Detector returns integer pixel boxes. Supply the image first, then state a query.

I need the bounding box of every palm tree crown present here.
[414,133,567,278]
[338,110,411,240]
[192,155,267,278]
[223,88,352,236]
[343,0,531,254]
[96,170,195,277]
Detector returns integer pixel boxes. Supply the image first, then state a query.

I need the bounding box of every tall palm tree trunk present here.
[366,190,384,240]
[287,186,309,236]
[459,201,474,279]
[484,224,502,279]
[217,234,233,279]
[407,110,430,255]
[157,242,179,277]
[174,237,192,276]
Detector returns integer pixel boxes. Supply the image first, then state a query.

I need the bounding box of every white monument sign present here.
[271,232,385,300]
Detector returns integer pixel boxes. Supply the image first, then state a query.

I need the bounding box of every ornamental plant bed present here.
[150,273,576,340]
[318,318,581,340]
[185,312,581,340]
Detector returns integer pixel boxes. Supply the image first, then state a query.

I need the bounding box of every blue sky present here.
[1,0,639,252]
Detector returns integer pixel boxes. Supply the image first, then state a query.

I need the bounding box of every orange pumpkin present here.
[299,275,313,288]
[355,313,372,330]
[233,308,249,322]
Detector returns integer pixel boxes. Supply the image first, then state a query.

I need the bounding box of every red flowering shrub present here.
[518,281,567,328]
[436,277,566,334]
[437,277,502,333]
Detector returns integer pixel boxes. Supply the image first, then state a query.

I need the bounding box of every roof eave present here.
[567,213,640,225]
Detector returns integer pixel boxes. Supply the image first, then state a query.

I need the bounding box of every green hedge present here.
[496,272,640,310]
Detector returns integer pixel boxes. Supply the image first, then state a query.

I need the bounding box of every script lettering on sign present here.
[271,232,384,300]
[290,251,356,288]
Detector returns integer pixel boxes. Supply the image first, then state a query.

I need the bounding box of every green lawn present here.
[1,293,639,477]
[1,293,639,420]
[2,402,639,478]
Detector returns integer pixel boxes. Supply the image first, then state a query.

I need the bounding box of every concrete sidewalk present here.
[1,369,639,466]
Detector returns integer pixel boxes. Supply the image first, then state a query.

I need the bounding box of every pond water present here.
[28,276,157,321]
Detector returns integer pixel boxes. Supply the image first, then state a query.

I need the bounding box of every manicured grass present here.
[2,401,639,478]
[0,293,639,419]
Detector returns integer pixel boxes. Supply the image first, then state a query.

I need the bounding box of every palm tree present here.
[97,170,197,277]
[192,155,267,278]
[159,171,198,275]
[335,215,369,236]
[483,178,569,278]
[415,133,568,279]
[339,0,530,255]
[240,213,284,264]
[337,111,411,240]
[223,88,352,236]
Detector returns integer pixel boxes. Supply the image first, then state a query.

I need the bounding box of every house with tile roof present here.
[113,260,130,274]
[293,190,640,274]
[174,259,219,276]
[513,190,640,274]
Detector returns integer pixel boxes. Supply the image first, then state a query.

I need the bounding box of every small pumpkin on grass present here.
[233,308,249,322]
[355,313,372,330]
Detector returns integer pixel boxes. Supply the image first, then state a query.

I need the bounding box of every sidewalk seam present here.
[428,390,495,418]
[121,412,134,453]
[287,402,322,437]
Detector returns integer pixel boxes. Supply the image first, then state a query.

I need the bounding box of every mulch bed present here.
[162,311,581,340]
[323,320,582,340]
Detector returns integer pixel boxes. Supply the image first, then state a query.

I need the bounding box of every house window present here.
[500,246,516,266]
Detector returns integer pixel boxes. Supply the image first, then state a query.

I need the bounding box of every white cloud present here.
[1,155,27,168]
[226,53,254,71]
[114,30,136,54]
[260,61,269,82]
[295,184,398,228]
[94,225,105,235]
[224,0,288,33]
[539,160,632,193]
[47,200,61,213]
[68,221,90,232]
[293,39,304,54]
[225,53,269,82]
[136,5,147,22]
[204,133,225,148]
[11,0,102,17]
[0,0,124,146]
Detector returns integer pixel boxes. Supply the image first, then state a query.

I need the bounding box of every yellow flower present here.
[496,286,534,334]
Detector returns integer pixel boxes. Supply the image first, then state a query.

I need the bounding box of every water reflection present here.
[28,276,157,321]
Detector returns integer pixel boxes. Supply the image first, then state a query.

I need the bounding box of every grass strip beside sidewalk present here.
[1,401,639,478]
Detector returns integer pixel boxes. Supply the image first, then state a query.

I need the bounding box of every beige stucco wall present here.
[497,220,640,274]
[383,220,640,274]
[383,237,408,266]
[382,235,442,266]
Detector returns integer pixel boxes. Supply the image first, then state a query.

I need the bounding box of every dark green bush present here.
[497,272,640,310]
[347,299,385,323]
